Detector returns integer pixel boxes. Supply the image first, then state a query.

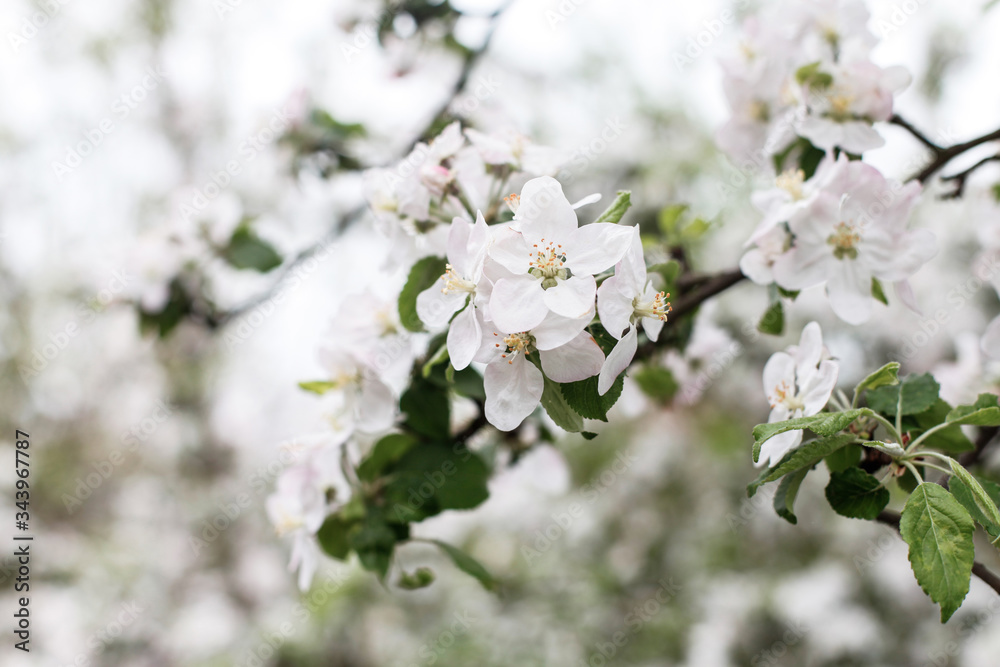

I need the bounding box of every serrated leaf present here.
[864,440,906,458]
[357,434,418,482]
[867,373,940,417]
[946,393,1000,427]
[758,301,784,336]
[871,277,889,305]
[560,374,624,422]
[900,484,975,622]
[825,468,890,519]
[540,376,584,432]
[222,224,283,272]
[854,362,900,398]
[399,256,447,333]
[748,433,857,496]
[752,409,869,462]
[774,467,810,524]
[948,462,1000,539]
[316,516,357,560]
[633,366,679,403]
[429,539,498,591]
[593,191,631,224]
[298,380,337,395]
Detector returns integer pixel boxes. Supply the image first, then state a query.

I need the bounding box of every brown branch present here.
[940,155,1000,199]
[876,510,1000,597]
[890,114,942,152]
[892,113,1000,184]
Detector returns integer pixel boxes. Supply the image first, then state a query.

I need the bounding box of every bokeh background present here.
[3,0,1000,665]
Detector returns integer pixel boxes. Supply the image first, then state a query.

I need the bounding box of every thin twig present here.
[890,114,942,152]
[941,155,1000,199]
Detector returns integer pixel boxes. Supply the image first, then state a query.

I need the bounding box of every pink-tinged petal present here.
[763,351,795,399]
[484,355,544,431]
[542,274,597,320]
[982,316,1000,360]
[758,430,803,468]
[893,279,921,315]
[448,306,482,371]
[597,326,637,395]
[464,128,517,165]
[771,243,831,291]
[597,275,636,340]
[827,260,873,325]
[641,315,664,343]
[489,225,530,275]
[516,176,578,242]
[416,285,466,329]
[566,223,635,275]
[739,248,775,286]
[873,229,937,282]
[532,309,593,351]
[800,359,839,414]
[446,216,473,275]
[490,277,548,333]
[541,332,606,383]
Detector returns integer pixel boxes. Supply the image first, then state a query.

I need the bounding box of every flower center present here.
[827,221,861,260]
[273,512,304,537]
[528,239,569,288]
[633,290,672,322]
[776,169,806,200]
[440,264,476,295]
[769,380,806,411]
[494,331,536,364]
[749,100,770,123]
[827,93,855,121]
[504,193,520,214]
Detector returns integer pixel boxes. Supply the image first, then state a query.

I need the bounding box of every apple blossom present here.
[464,128,566,176]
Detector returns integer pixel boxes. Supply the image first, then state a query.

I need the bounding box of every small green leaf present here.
[633,366,679,403]
[400,376,450,440]
[357,434,418,482]
[867,373,940,417]
[825,443,863,473]
[298,380,337,395]
[795,61,833,89]
[316,516,357,560]
[398,256,447,333]
[680,217,711,241]
[774,467,810,524]
[853,362,900,400]
[581,431,598,440]
[397,566,436,590]
[825,468,890,520]
[748,433,857,496]
[776,286,800,300]
[422,341,450,378]
[798,142,826,180]
[648,261,681,291]
[752,409,868,462]
[593,191,632,224]
[758,301,784,336]
[871,277,889,305]
[657,204,689,238]
[992,183,1000,203]
[946,393,1000,427]
[429,539,498,591]
[349,514,400,579]
[540,376,585,432]
[560,374,624,422]
[900,484,975,622]
[222,224,283,272]
[948,462,1000,538]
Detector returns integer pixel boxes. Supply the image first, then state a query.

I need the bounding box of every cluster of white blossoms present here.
[741,155,937,324]
[417,176,671,431]
[717,0,909,161]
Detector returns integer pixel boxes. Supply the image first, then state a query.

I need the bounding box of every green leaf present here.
[357,434,418,482]
[581,432,598,440]
[381,443,490,520]
[589,323,622,355]
[400,376,450,440]
[825,443,863,473]
[900,484,975,622]
[633,366,679,403]
[795,61,833,89]
[825,468,890,519]
[798,143,826,180]
[222,224,283,272]
[992,183,1000,203]
[748,433,857,496]
[948,462,1000,539]
[680,217,711,241]
[867,373,940,417]
[560,374,624,422]
[758,301,784,336]
[752,410,868,463]
[316,515,357,560]
[946,393,1000,427]
[540,376,584,432]
[398,256,447,333]
[776,286,800,300]
[349,514,400,579]
[774,467,810,524]
[853,362,900,400]
[871,277,889,305]
[422,340,450,378]
[910,399,975,454]
[657,204,688,238]
[397,566,436,590]
[451,366,486,401]
[648,261,681,291]
[298,380,337,395]
[429,540,498,591]
[138,278,192,338]
[593,191,632,224]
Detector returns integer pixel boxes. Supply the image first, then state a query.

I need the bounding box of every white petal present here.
[793,322,823,379]
[893,279,921,315]
[532,309,593,350]
[448,306,482,371]
[618,226,647,292]
[489,225,530,275]
[484,355,544,431]
[596,275,635,340]
[416,285,466,329]
[446,217,473,276]
[827,260,872,325]
[762,352,796,399]
[540,332,606,383]
[571,193,602,209]
[542,274,597,320]
[641,315,664,342]
[739,248,775,286]
[490,277,549,333]
[771,243,831,291]
[598,326,637,395]
[758,430,803,468]
[516,176,578,241]
[566,223,635,275]
[800,359,839,414]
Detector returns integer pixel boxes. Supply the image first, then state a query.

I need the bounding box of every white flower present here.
[748,155,845,243]
[740,225,792,286]
[488,177,633,333]
[416,121,465,196]
[474,309,605,432]
[596,227,671,395]
[759,322,839,467]
[771,156,936,324]
[464,128,566,176]
[416,212,491,370]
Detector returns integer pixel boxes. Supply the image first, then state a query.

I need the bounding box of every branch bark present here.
[891,114,1000,184]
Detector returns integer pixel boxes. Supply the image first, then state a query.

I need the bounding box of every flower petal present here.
[532,309,593,350]
[566,223,635,275]
[596,275,635,339]
[484,355,544,431]
[542,274,597,320]
[448,306,482,371]
[827,259,872,325]
[446,216,473,276]
[763,351,796,399]
[490,277,548,333]
[516,176,578,242]
[800,359,839,415]
[598,325,637,395]
[489,225,530,275]
[541,332,606,383]
[416,285,466,329]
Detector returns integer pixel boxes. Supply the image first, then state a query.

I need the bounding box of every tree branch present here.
[890,114,942,152]
[892,113,1000,184]
[876,509,1000,597]
[940,155,1000,199]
